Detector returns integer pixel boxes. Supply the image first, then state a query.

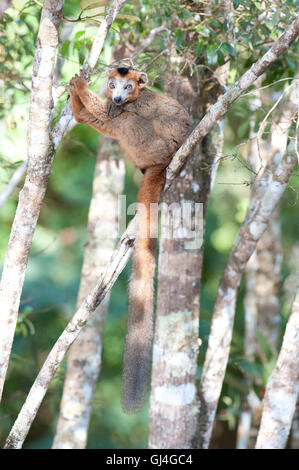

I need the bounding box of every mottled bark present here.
[255,281,299,448]
[237,250,261,449]
[149,46,228,448]
[254,81,298,347]
[197,142,297,448]
[4,23,298,447]
[237,80,299,448]
[0,0,127,405]
[0,0,64,402]
[4,218,135,449]
[52,138,124,449]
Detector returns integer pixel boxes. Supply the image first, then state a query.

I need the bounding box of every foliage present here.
[0,0,298,448]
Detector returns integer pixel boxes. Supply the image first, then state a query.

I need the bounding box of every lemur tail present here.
[122,164,166,413]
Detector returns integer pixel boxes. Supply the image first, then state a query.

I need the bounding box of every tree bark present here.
[197,141,297,448]
[52,138,125,449]
[4,218,135,449]
[0,0,127,404]
[0,0,64,402]
[148,39,228,448]
[237,80,299,448]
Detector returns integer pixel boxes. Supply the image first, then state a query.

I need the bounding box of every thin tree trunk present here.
[197,140,297,448]
[3,23,298,447]
[0,0,127,404]
[255,281,299,448]
[237,82,298,448]
[0,0,64,402]
[0,161,28,209]
[52,138,124,449]
[254,81,298,348]
[52,40,136,449]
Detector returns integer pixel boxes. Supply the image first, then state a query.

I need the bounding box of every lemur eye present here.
[125,84,132,90]
[109,82,115,89]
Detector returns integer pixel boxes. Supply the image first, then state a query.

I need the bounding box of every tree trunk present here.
[148,13,229,444]
[0,0,128,404]
[197,141,297,448]
[0,0,64,402]
[237,80,299,448]
[255,281,299,448]
[52,137,124,449]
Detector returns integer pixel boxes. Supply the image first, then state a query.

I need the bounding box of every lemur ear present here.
[137,72,147,88]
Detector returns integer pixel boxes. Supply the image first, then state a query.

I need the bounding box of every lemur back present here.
[69,67,191,412]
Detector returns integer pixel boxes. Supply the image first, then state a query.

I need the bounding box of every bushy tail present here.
[122,164,166,413]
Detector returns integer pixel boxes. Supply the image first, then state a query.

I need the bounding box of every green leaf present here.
[206,45,218,67]
[174,29,184,48]
[217,49,225,66]
[60,40,70,58]
[257,331,274,361]
[234,359,263,378]
[82,7,105,18]
[196,25,210,38]
[221,42,236,57]
[233,0,240,9]
[194,40,204,55]
[269,10,280,26]
[237,121,250,138]
[75,31,85,39]
[285,55,296,70]
[116,14,141,22]
[80,0,106,11]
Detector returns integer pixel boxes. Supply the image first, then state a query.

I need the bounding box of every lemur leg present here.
[71,75,110,121]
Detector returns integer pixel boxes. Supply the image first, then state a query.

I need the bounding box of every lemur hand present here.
[69,74,86,90]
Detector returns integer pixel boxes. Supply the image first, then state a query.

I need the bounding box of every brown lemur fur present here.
[69,66,191,412]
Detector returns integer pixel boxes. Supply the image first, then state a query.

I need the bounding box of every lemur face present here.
[106,67,147,105]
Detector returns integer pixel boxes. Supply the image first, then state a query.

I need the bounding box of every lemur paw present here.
[69,74,86,90]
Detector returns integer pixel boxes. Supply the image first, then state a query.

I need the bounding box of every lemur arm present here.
[68,85,98,125]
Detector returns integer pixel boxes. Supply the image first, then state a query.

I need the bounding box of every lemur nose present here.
[113,96,122,104]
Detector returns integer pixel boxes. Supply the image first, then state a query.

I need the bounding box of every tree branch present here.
[0,0,127,404]
[0,161,27,209]
[197,140,297,449]
[165,15,299,190]
[0,0,64,403]
[4,219,136,449]
[52,138,125,449]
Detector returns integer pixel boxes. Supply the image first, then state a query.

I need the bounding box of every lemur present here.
[69,67,191,412]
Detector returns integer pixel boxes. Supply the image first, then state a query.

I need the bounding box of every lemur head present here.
[106,67,147,105]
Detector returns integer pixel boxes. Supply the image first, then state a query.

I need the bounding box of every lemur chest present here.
[112,112,175,168]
